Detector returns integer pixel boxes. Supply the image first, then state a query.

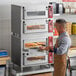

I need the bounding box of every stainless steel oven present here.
[11,4,54,69]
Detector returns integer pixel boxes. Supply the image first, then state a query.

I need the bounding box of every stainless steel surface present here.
[11,5,21,36]
[11,35,21,66]
[11,5,21,66]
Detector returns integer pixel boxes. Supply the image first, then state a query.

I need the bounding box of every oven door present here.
[23,53,48,65]
[23,4,53,19]
[23,19,53,33]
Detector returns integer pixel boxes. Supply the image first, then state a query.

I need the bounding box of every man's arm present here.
[54,37,71,55]
[39,46,53,51]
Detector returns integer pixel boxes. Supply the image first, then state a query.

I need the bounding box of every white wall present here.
[0,0,11,55]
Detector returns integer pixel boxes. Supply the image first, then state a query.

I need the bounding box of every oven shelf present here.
[11,65,54,76]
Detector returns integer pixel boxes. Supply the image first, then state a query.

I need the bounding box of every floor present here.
[0,64,76,76]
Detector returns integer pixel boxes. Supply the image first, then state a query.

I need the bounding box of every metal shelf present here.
[53,14,76,22]
[54,14,76,17]
[11,66,54,76]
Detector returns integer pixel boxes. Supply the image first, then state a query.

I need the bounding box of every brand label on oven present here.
[48,20,53,32]
[48,36,53,47]
[48,5,53,18]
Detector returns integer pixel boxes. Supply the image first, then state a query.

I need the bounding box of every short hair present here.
[56,19,67,24]
[56,19,67,28]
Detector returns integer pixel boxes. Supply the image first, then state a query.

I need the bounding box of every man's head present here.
[54,19,67,34]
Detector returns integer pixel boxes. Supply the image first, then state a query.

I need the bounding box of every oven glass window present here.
[27,25,45,30]
[27,11,45,16]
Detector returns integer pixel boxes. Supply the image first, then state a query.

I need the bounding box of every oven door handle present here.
[27,56,45,61]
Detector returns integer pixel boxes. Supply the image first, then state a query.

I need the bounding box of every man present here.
[40,19,71,76]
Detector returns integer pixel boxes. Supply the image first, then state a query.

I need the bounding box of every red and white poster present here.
[63,0,76,2]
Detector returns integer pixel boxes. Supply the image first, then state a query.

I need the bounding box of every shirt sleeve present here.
[56,37,71,55]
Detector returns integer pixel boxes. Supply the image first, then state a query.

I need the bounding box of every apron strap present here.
[67,56,71,72]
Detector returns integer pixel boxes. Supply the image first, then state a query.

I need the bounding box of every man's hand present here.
[39,46,46,51]
[45,46,50,51]
[39,46,49,51]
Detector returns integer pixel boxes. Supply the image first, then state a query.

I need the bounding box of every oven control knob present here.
[27,53,29,55]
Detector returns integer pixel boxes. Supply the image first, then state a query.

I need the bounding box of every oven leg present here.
[21,67,23,72]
